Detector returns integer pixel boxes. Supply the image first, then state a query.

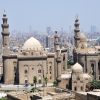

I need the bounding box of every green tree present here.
[44,77,48,86]
[86,80,100,91]
[33,76,37,88]
[53,80,58,87]
[90,80,100,89]
[0,98,7,100]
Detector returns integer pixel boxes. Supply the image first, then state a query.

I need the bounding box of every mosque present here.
[1,13,67,85]
[1,12,99,92]
[73,17,100,80]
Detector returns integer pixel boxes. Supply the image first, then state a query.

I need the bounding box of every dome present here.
[80,32,87,41]
[22,37,43,51]
[72,62,83,73]
[80,73,91,80]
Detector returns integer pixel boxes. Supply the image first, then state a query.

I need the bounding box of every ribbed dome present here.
[72,62,83,73]
[22,37,42,51]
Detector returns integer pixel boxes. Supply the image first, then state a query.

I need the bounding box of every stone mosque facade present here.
[1,13,67,84]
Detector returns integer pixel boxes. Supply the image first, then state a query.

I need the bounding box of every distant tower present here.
[54,31,61,52]
[54,31,61,78]
[46,27,52,35]
[46,36,49,48]
[1,12,10,55]
[74,16,80,48]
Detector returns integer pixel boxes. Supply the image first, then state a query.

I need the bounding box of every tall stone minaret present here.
[74,16,80,48]
[1,12,10,55]
[1,13,15,84]
[54,31,61,78]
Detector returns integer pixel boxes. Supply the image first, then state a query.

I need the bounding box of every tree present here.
[33,76,37,88]
[53,80,58,87]
[44,77,48,86]
[90,80,100,89]
[0,98,7,100]
[86,80,100,91]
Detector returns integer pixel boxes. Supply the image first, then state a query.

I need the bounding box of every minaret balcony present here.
[54,42,60,45]
[74,23,80,26]
[1,32,10,35]
[74,36,80,40]
[56,57,61,62]
[1,24,9,28]
[74,29,80,33]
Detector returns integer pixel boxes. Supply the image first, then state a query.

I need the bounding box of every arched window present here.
[24,70,28,74]
[74,86,77,91]
[98,61,100,75]
[77,76,80,80]
[81,86,83,91]
[63,54,65,61]
[50,76,52,79]
[38,80,41,84]
[31,52,33,55]
[50,66,52,70]
[91,63,94,75]
[13,61,17,72]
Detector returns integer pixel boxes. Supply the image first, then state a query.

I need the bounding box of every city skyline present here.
[0,0,100,33]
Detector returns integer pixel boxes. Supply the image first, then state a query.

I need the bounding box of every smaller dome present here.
[72,62,83,73]
[80,32,87,41]
[80,73,91,80]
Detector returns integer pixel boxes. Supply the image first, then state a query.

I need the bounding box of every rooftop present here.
[77,89,100,96]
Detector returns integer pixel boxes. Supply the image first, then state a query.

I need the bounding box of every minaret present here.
[1,12,10,55]
[74,16,80,48]
[1,12,15,84]
[54,31,60,52]
[54,31,61,78]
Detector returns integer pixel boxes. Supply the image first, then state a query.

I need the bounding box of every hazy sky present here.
[0,0,100,33]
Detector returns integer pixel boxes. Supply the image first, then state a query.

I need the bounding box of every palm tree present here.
[44,77,48,86]
[33,76,37,88]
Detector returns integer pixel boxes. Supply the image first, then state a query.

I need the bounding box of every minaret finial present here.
[75,14,79,19]
[55,31,57,34]
[74,14,80,30]
[3,10,6,17]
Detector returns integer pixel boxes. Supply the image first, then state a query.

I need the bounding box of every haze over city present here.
[0,0,100,33]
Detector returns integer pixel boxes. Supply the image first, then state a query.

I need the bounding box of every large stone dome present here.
[22,37,43,51]
[72,62,83,73]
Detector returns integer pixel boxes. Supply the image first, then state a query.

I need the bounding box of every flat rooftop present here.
[77,89,100,96]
